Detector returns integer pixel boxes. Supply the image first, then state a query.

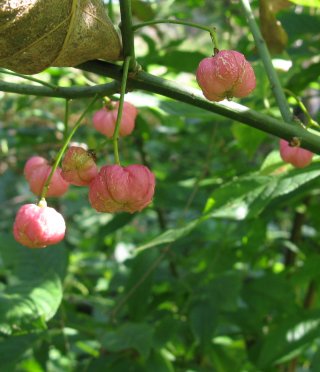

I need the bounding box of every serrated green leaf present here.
[136,218,202,252]
[207,163,320,219]
[100,323,153,358]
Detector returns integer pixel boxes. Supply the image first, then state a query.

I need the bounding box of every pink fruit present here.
[61,146,98,186]
[24,156,69,197]
[24,156,47,181]
[93,101,138,138]
[279,139,314,168]
[196,50,256,102]
[89,164,155,213]
[13,202,66,248]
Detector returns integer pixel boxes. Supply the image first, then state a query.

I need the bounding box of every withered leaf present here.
[259,0,290,54]
[0,0,122,75]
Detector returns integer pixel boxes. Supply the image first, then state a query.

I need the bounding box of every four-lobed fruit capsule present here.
[196,50,256,102]
[279,139,314,168]
[24,156,69,197]
[13,201,66,248]
[93,101,138,138]
[89,164,155,213]
[61,146,98,186]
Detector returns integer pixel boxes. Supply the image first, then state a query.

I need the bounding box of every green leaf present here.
[256,310,320,368]
[0,234,67,334]
[288,0,320,6]
[286,62,320,93]
[146,350,174,372]
[100,323,153,358]
[125,250,158,320]
[136,218,201,252]
[132,0,155,21]
[0,333,42,370]
[189,301,218,349]
[231,124,267,158]
[207,163,320,220]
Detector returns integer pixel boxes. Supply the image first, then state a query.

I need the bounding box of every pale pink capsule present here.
[24,156,47,181]
[89,164,155,213]
[279,139,314,168]
[13,203,66,248]
[196,50,256,102]
[93,101,138,138]
[24,156,69,197]
[61,146,98,186]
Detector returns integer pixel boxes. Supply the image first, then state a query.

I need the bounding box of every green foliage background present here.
[0,0,320,371]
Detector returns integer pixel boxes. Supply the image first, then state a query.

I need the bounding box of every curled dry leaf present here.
[259,0,290,54]
[0,0,122,74]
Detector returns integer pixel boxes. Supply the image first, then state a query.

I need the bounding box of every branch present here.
[119,0,136,70]
[2,59,320,154]
[77,60,320,155]
[0,80,119,98]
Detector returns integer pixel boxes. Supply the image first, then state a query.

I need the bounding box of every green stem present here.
[64,99,70,138]
[0,80,119,99]
[112,57,131,165]
[240,0,293,123]
[133,19,219,51]
[119,0,136,70]
[39,95,99,201]
[108,0,114,23]
[0,68,57,89]
[284,89,319,128]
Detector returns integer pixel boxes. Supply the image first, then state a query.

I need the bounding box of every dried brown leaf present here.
[0,0,122,74]
[259,0,290,54]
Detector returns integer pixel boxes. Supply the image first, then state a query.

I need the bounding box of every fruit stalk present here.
[39,94,99,202]
[133,19,219,52]
[112,56,131,166]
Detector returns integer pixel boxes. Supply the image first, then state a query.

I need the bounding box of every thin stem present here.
[112,57,131,165]
[108,0,114,23]
[64,99,70,138]
[39,95,99,201]
[240,0,293,123]
[284,89,319,128]
[0,80,119,99]
[0,68,57,89]
[133,19,219,51]
[119,0,136,70]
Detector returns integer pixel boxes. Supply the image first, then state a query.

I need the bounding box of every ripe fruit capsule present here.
[24,156,69,197]
[93,101,138,138]
[196,50,256,102]
[61,146,98,186]
[279,139,314,168]
[13,202,66,248]
[89,164,155,213]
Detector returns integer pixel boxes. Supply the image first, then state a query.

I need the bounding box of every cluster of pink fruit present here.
[13,49,314,249]
[13,101,156,249]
